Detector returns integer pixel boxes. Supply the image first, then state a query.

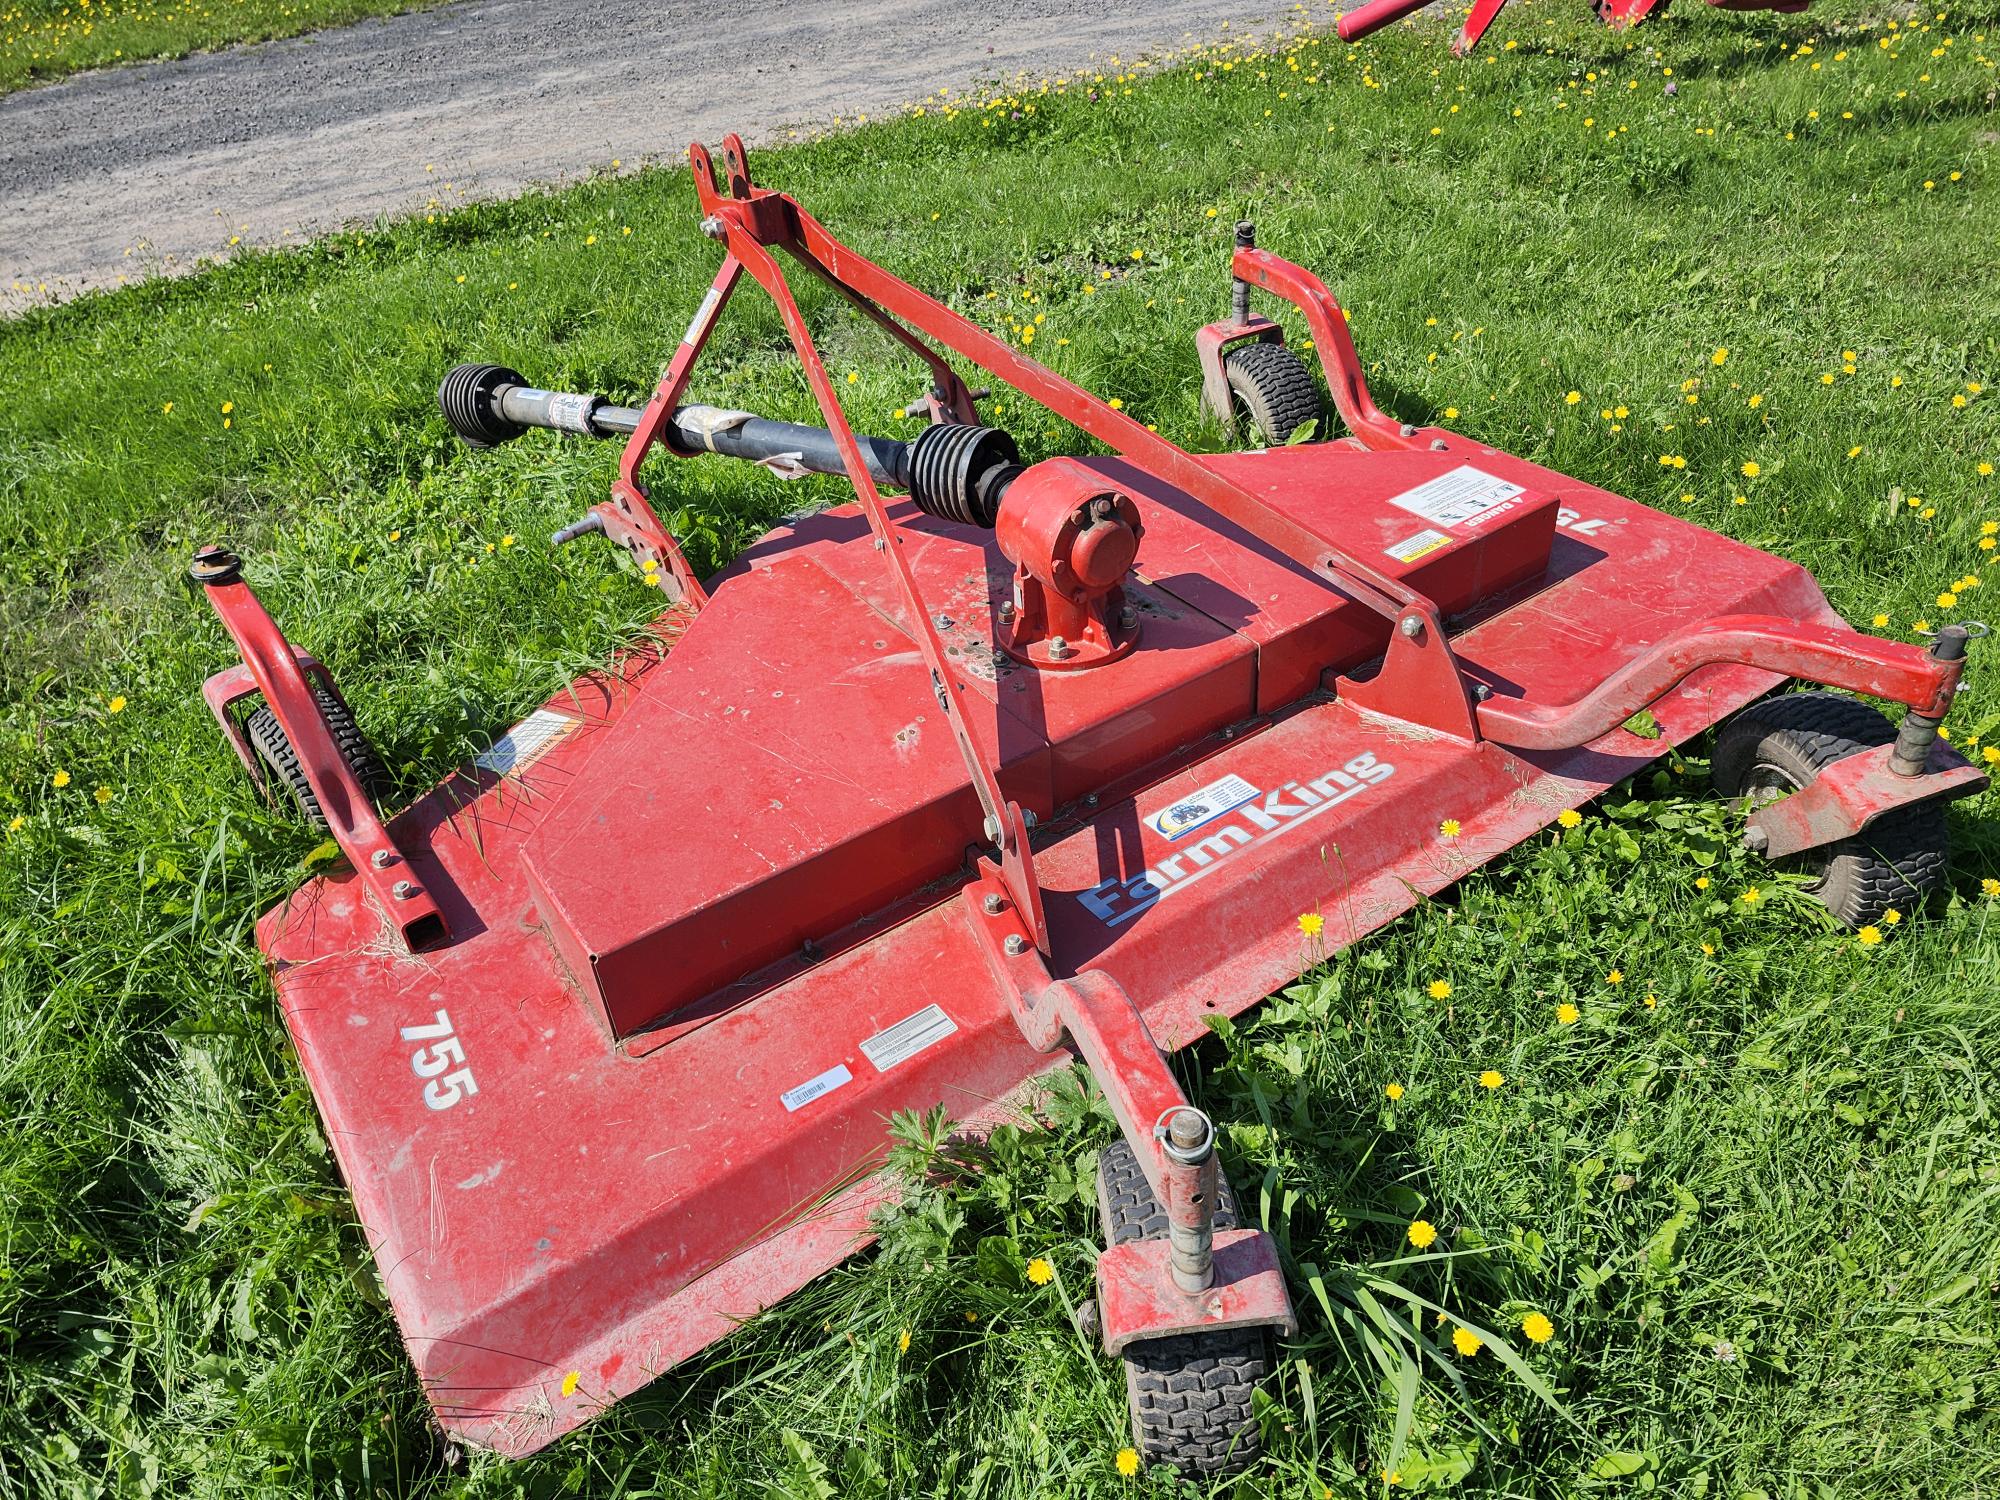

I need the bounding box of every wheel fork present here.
[970,890,1297,1354]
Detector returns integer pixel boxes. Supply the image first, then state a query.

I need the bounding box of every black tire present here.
[1097,1140,1268,1479]
[1711,691,1949,928]
[1223,341,1324,447]
[245,684,394,832]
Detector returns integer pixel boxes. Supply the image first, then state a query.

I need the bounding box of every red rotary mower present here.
[1336,0,1810,57]
[192,135,1985,1478]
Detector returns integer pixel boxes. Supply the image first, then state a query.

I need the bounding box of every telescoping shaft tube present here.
[490,381,916,490]
[437,363,1025,531]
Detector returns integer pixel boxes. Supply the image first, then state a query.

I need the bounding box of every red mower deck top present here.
[269,448,1822,1454]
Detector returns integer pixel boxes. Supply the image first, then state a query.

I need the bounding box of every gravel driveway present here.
[0,0,1298,314]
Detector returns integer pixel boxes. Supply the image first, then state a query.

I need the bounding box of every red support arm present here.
[193,550,446,949]
[1474,615,1964,750]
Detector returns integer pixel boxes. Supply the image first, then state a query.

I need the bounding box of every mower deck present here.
[262,442,1817,1456]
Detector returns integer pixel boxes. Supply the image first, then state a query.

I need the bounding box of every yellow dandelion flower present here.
[94,786,113,806]
[1026,1257,1055,1286]
[1695,875,1711,890]
[1407,1219,1438,1249]
[1478,1069,1504,1090]
[1557,808,1582,829]
[1940,592,1958,608]
[52,770,70,789]
[1564,391,1582,406]
[1107,398,1124,411]
[1439,818,1462,838]
[1643,992,1658,1009]
[1452,1325,1483,1356]
[1857,925,1883,945]
[1701,942,1716,957]
[1522,1311,1555,1344]
[1882,907,1902,926]
[108,695,127,713]
[7,815,25,834]
[1298,911,1325,937]
[1871,613,1890,628]
[501,534,516,548]
[1116,1447,1141,1477]
[1741,887,1762,905]
[898,1328,911,1353]
[1741,460,1761,478]
[1607,968,1624,984]
[1712,348,1728,367]
[162,402,174,414]
[1429,979,1452,1000]
[1557,1002,1580,1025]
[1983,877,2000,897]
[560,1370,580,1397]
[1385,1082,1404,1101]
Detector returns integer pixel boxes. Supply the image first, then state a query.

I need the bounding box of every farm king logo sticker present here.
[1082,752,1397,928]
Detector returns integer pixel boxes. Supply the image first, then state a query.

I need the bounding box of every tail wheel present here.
[245,683,394,832]
[1223,341,1324,447]
[1711,691,1950,928]
[1097,1140,1268,1479]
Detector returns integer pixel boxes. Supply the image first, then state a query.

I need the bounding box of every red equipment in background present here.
[1337,0,1809,56]
[193,135,1982,1478]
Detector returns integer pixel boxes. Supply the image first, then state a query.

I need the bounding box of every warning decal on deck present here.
[780,1063,853,1112]
[861,1005,958,1073]
[473,708,580,778]
[1386,527,1454,563]
[1386,465,1526,530]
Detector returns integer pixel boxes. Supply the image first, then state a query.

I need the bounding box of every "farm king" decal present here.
[1080,752,1398,928]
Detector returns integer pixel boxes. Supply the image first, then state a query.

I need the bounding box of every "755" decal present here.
[399,1009,480,1111]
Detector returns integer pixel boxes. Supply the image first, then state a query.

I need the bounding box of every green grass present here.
[3,2,1999,1494]
[0,0,436,93]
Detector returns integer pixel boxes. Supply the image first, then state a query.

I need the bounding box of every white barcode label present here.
[780,1063,852,1112]
[1387,527,1454,563]
[1387,465,1525,529]
[860,1005,957,1073]
[474,708,580,777]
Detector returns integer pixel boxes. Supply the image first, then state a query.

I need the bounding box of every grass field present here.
[0,0,431,93]
[3,1,1999,1494]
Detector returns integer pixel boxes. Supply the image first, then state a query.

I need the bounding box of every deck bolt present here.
[392,880,418,900]
[998,601,1016,623]
[1399,423,1417,437]
[1429,438,1449,452]
[1048,636,1070,660]
[1120,606,1138,630]
[1399,615,1425,638]
[982,893,1006,915]
[934,613,954,630]
[371,849,396,869]
[1004,934,1028,956]
[1472,682,1492,702]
